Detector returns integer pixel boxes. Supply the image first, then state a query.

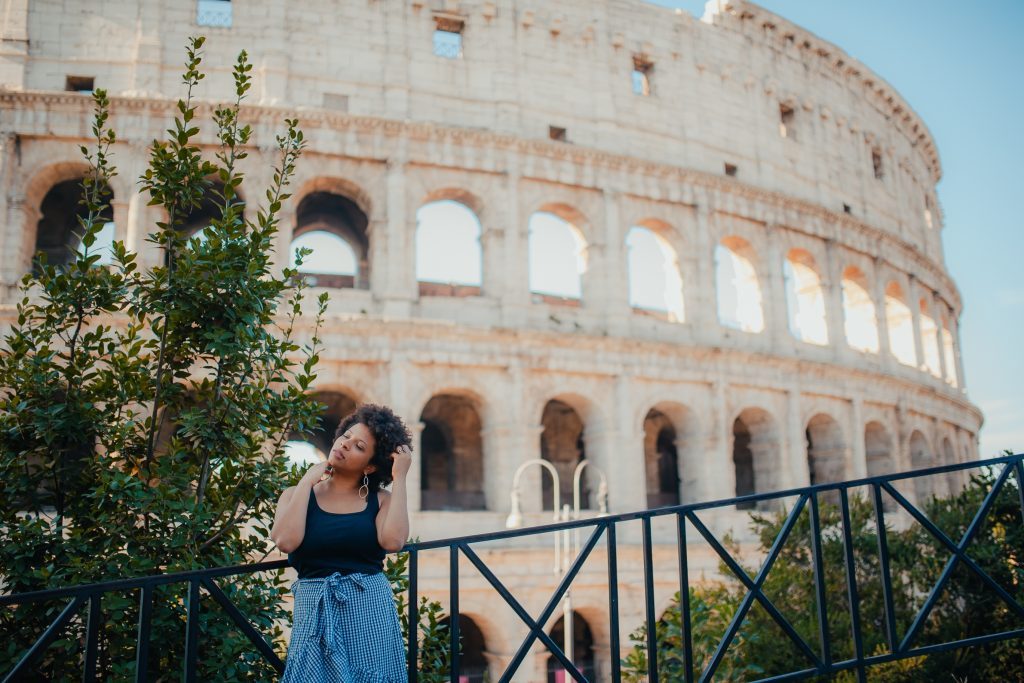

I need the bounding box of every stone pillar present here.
[907,275,925,373]
[388,352,421,515]
[610,374,646,514]
[479,225,504,299]
[689,201,715,337]
[932,291,949,384]
[764,224,789,353]
[707,380,733,501]
[482,361,525,514]
[850,397,867,478]
[126,0,163,97]
[871,257,894,371]
[379,152,414,317]
[784,388,809,489]
[499,157,529,328]
[948,309,967,391]
[823,238,845,358]
[601,189,630,335]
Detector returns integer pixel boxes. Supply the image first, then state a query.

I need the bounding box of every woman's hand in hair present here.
[391,444,413,480]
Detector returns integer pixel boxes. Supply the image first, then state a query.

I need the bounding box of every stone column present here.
[850,397,867,478]
[601,189,630,335]
[932,291,949,384]
[379,152,414,317]
[389,352,421,514]
[499,157,529,328]
[706,380,733,501]
[764,224,789,354]
[907,275,925,373]
[482,361,526,514]
[872,256,894,371]
[784,388,809,489]
[688,201,715,338]
[823,238,845,358]
[948,309,966,391]
[479,225,504,300]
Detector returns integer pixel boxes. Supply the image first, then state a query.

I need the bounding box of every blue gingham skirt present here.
[281,572,407,683]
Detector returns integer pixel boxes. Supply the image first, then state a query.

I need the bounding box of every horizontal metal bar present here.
[0,559,288,607]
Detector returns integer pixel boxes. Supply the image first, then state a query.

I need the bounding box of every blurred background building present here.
[0,0,983,679]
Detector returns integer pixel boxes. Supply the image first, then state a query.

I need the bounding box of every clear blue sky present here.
[643,0,1024,459]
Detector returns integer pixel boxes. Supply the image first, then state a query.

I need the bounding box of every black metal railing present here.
[3,453,1022,682]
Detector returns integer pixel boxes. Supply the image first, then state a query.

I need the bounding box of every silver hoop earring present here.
[358,475,369,500]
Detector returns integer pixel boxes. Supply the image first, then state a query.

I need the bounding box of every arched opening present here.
[626,225,685,322]
[919,299,942,377]
[546,611,596,683]
[290,191,369,289]
[643,409,680,508]
[841,266,879,353]
[438,614,489,683]
[806,413,846,485]
[732,408,780,510]
[179,179,245,241]
[885,282,916,367]
[941,315,958,387]
[416,199,483,297]
[528,210,587,305]
[715,236,764,332]
[419,394,485,510]
[540,399,587,511]
[33,177,115,272]
[285,391,359,468]
[909,430,932,503]
[784,249,828,345]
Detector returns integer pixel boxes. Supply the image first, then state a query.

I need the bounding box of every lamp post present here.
[505,458,609,681]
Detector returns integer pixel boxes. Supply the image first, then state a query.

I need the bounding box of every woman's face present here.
[327,422,377,474]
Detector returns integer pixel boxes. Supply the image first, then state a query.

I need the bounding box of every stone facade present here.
[0,0,983,680]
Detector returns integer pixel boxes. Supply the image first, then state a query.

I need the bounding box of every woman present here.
[272,403,413,683]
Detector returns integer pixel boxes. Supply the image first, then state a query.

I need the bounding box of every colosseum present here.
[0,0,984,680]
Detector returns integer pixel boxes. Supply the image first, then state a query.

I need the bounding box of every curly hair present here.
[334,403,412,492]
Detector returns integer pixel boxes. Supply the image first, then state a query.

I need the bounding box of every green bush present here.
[622,471,1024,681]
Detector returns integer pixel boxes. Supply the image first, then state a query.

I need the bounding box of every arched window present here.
[841,267,879,353]
[540,399,587,510]
[732,408,779,510]
[546,612,596,683]
[419,393,485,510]
[806,414,845,485]
[33,177,115,272]
[941,314,958,387]
[885,282,916,367]
[626,226,685,322]
[285,391,358,469]
[416,199,483,296]
[290,191,369,289]
[715,237,764,332]
[918,299,942,377]
[290,231,358,278]
[528,211,587,303]
[643,409,680,508]
[438,615,489,683]
[784,249,828,345]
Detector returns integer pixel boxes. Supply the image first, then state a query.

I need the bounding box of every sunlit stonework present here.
[0,0,982,679]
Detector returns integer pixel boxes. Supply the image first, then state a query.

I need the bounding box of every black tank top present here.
[288,488,386,578]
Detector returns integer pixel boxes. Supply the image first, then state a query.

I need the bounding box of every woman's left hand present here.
[391,444,413,480]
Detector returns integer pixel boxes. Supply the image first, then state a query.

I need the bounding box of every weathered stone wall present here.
[0,1,982,680]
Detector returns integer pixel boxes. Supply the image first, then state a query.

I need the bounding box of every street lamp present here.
[505,458,609,681]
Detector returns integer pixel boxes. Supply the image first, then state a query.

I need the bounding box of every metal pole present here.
[562,503,573,680]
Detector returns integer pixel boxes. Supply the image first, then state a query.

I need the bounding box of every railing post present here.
[450,544,460,682]
[872,483,898,653]
[408,548,418,683]
[134,584,153,683]
[641,515,658,683]
[676,513,694,683]
[183,579,200,683]
[605,521,620,682]
[808,492,832,670]
[82,593,101,682]
[839,489,866,682]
